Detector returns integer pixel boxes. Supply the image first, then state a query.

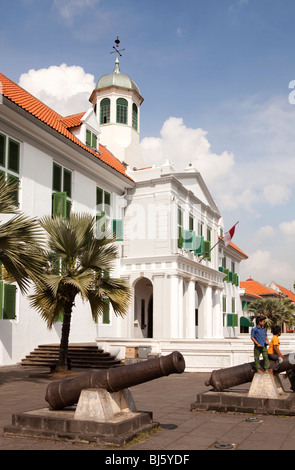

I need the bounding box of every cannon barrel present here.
[45,351,185,410]
[205,353,295,391]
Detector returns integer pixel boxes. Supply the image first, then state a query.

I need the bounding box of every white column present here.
[152,273,166,338]
[212,288,223,338]
[184,279,196,339]
[202,285,213,338]
[169,275,180,338]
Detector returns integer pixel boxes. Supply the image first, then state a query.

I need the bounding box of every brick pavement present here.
[1,365,295,451]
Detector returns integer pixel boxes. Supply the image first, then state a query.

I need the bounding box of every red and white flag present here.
[223,224,237,247]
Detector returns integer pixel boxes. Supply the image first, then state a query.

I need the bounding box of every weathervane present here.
[110,36,125,60]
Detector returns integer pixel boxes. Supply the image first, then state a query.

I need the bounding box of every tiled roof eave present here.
[2,93,134,184]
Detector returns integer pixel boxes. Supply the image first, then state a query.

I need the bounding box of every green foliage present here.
[248,296,295,330]
[29,213,131,327]
[29,213,131,371]
[0,175,45,293]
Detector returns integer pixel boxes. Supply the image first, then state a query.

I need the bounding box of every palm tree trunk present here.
[56,289,76,373]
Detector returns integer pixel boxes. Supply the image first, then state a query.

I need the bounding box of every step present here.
[20,343,122,369]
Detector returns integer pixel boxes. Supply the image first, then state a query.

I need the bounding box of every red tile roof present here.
[240,279,281,297]
[218,236,248,259]
[273,283,295,302]
[0,72,132,180]
[60,112,85,129]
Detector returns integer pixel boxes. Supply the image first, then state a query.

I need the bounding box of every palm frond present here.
[0,174,19,214]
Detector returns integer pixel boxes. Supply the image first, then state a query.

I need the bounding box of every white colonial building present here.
[3,47,293,371]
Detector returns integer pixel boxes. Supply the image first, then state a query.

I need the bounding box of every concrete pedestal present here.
[4,388,158,447]
[248,373,286,399]
[74,388,137,422]
[191,373,295,416]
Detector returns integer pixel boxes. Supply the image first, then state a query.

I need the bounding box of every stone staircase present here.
[20,343,122,369]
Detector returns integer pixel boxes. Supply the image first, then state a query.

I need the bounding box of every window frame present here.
[52,162,72,218]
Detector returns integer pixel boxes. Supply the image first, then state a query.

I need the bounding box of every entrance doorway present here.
[134,277,153,338]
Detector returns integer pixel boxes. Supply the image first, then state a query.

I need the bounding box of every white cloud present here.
[279,220,295,238]
[256,225,275,239]
[240,249,295,287]
[53,0,100,22]
[140,117,235,187]
[18,64,95,116]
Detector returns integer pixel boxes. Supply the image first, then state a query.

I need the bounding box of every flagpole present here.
[198,221,239,262]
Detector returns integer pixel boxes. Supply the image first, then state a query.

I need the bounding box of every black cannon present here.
[45,351,186,410]
[205,353,295,391]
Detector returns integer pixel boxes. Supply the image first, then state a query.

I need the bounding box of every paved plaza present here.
[0,364,295,452]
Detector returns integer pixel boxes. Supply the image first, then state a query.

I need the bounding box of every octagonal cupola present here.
[89,38,144,169]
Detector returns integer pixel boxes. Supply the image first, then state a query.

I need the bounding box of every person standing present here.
[251,316,271,373]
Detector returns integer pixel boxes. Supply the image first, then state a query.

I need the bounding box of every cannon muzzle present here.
[205,353,295,391]
[46,351,185,410]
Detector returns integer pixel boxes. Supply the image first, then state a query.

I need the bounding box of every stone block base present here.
[191,379,295,416]
[4,388,158,447]
[4,407,158,447]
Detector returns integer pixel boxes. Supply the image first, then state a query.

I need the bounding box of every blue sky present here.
[2,0,295,288]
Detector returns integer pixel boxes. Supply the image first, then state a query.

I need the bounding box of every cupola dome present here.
[95,57,141,96]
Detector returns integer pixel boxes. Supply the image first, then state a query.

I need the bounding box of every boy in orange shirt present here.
[268,325,284,370]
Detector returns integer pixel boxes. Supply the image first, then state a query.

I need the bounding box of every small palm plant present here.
[248,296,295,330]
[0,175,45,293]
[29,213,131,373]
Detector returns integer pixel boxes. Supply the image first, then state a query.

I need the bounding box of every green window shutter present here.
[92,133,97,150]
[86,129,92,148]
[112,219,123,241]
[223,268,229,282]
[236,275,239,287]
[227,313,234,327]
[7,174,19,206]
[219,266,224,273]
[194,235,204,255]
[183,230,195,251]
[0,133,6,167]
[177,208,183,249]
[0,281,3,319]
[96,187,103,207]
[232,273,238,285]
[203,240,211,260]
[228,271,233,283]
[178,226,184,249]
[63,168,72,198]
[8,139,19,174]
[52,192,67,218]
[53,163,62,192]
[104,191,111,216]
[234,314,239,327]
[3,284,16,319]
[102,298,110,324]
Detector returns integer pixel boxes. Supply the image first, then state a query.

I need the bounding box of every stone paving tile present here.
[1,366,295,451]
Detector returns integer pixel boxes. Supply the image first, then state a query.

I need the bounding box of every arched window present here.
[100,98,110,125]
[132,103,138,130]
[116,98,128,125]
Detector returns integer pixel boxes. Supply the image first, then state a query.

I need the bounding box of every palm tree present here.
[29,213,131,372]
[248,296,295,330]
[0,175,45,293]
